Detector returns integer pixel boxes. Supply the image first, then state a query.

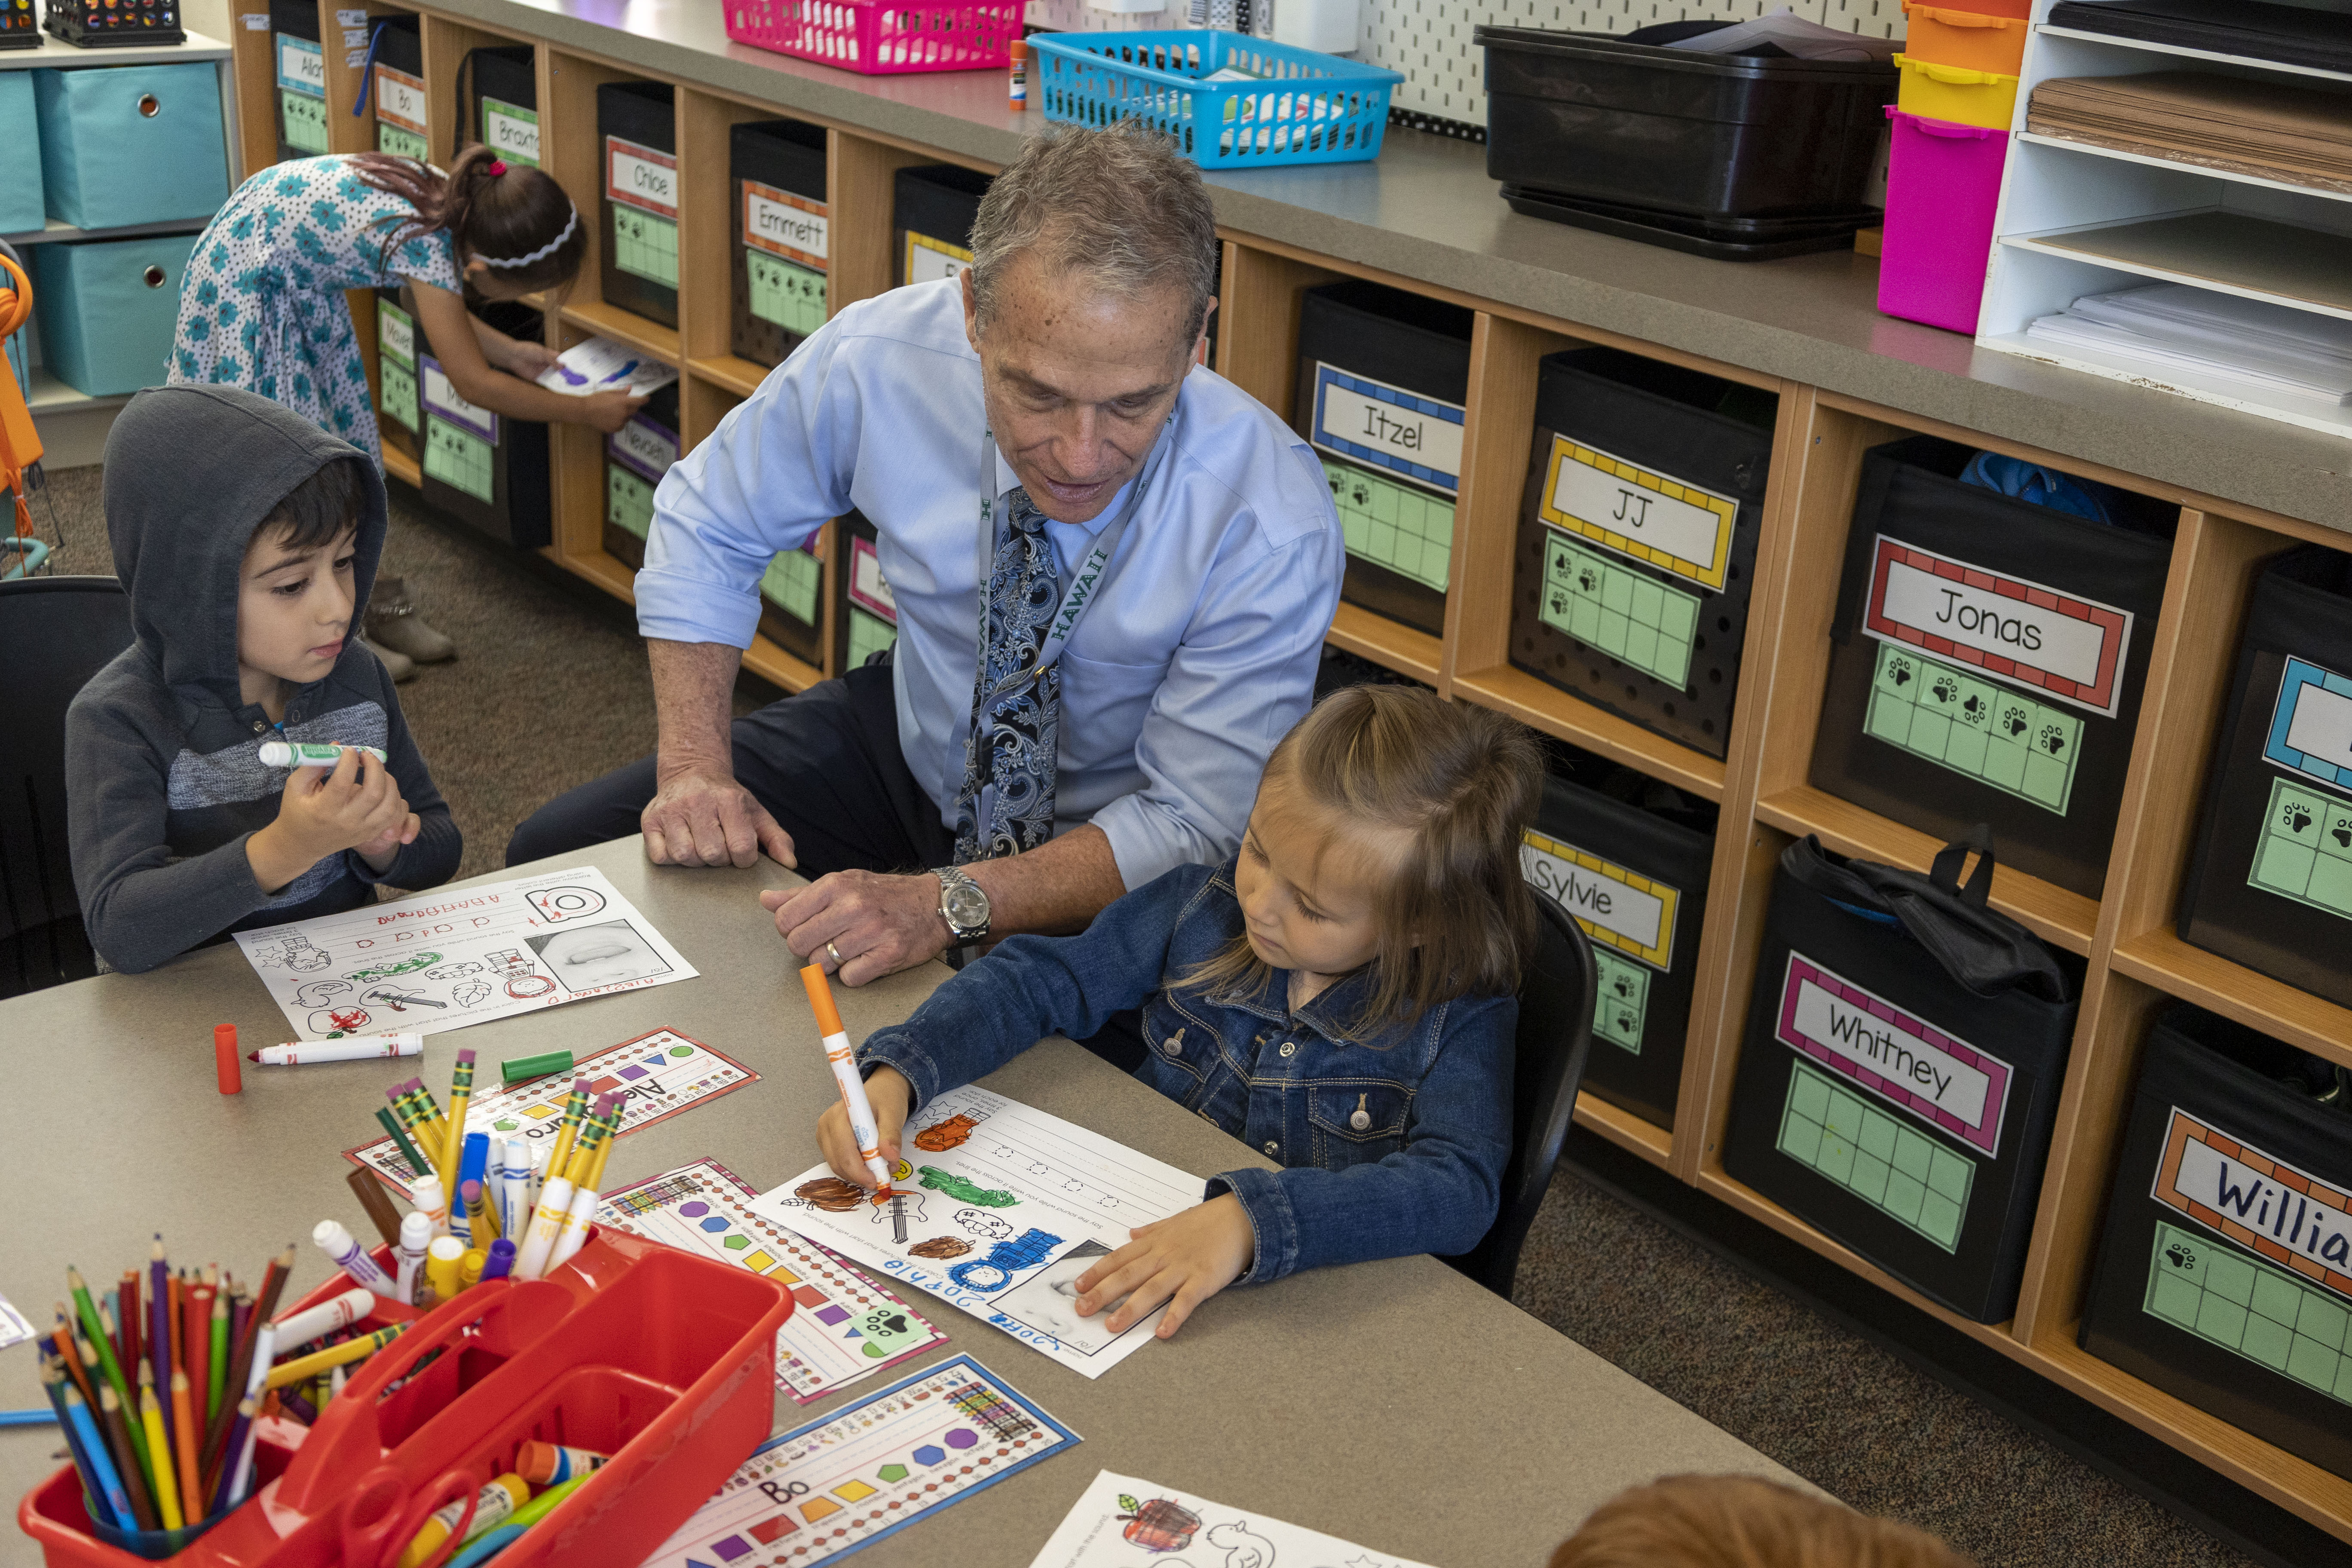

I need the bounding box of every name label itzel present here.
[607,138,677,218]
[743,183,827,265]
[480,99,538,165]
[1311,363,1464,495]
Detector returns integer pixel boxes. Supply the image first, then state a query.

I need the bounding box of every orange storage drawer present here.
[1902,3,2029,75]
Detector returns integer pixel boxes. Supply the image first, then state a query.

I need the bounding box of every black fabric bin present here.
[419,300,549,549]
[2079,1003,2352,1480]
[1292,280,1470,640]
[2178,545,2352,1009]
[461,45,536,163]
[893,165,991,287]
[601,380,679,573]
[833,510,897,670]
[1476,27,1895,221]
[1808,434,2176,899]
[731,119,829,371]
[1521,765,1714,1130]
[372,283,419,466]
[1721,831,2079,1323]
[597,81,677,329]
[270,0,324,163]
[1510,347,1774,760]
[369,15,425,159]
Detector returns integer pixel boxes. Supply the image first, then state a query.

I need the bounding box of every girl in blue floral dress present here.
[169,146,643,463]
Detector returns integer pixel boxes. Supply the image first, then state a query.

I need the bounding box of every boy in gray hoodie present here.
[67,386,460,974]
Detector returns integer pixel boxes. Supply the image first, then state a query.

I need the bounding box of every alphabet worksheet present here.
[750,1085,1206,1379]
[232,866,698,1040]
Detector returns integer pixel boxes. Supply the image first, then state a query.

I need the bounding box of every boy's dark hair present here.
[259,458,368,553]
[354,145,588,295]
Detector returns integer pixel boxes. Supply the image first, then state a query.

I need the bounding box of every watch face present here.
[945,882,990,928]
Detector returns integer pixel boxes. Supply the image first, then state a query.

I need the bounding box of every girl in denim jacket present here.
[815,684,1543,1339]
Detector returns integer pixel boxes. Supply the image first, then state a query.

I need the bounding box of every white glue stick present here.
[313,1218,400,1298]
[800,965,893,1193]
[513,1176,575,1282]
[257,740,389,769]
[395,1212,432,1306]
[410,1172,450,1240]
[545,1182,600,1274]
[271,1286,375,1349]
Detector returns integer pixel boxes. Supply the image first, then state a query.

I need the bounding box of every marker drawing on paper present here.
[1027,1470,1439,1568]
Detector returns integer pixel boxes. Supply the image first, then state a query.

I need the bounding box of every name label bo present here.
[743,182,827,267]
[373,64,426,133]
[1311,363,1463,497]
[1519,829,1675,970]
[481,99,537,165]
[1864,536,2133,719]
[606,137,677,219]
[1776,951,2014,1156]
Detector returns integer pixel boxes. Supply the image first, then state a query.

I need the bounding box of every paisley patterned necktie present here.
[951,485,1063,864]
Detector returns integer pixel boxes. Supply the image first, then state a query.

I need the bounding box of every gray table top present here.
[404,0,2350,532]
[0,838,1801,1567]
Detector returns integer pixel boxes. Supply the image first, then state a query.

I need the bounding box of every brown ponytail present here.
[351,145,587,293]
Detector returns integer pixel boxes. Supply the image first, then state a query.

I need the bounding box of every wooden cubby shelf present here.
[226,1,2352,1544]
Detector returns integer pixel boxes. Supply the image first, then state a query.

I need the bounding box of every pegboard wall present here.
[1021,0,1905,135]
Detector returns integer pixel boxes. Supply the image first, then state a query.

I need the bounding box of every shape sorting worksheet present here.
[233,866,698,1040]
[1027,1470,1440,1568]
[595,1158,947,1403]
[639,1354,1078,1567]
[345,1028,755,1194]
[750,1085,1207,1378]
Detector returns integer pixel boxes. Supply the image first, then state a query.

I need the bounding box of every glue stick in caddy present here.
[800,964,894,1193]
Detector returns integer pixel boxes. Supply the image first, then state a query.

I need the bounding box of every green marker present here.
[257,740,389,768]
[502,1050,574,1087]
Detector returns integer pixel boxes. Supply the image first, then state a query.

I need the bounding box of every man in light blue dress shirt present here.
[508,126,1344,984]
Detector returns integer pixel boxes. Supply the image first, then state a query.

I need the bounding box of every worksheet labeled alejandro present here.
[233,867,698,1040]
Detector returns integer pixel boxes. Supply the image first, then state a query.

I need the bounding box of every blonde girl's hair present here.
[1550,1476,1975,1568]
[352,145,588,295]
[1185,685,1544,1032]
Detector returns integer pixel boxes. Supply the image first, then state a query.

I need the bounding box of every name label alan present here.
[1519,831,1674,970]
[1864,536,2133,718]
[277,33,324,95]
[1775,952,2014,1155]
[742,183,827,268]
[2154,1108,2352,1300]
[606,137,677,219]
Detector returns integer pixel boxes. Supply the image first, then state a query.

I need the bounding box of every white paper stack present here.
[536,335,680,398]
[2027,284,2352,406]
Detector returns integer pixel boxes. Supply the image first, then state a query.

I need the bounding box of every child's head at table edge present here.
[1553,1475,1975,1568]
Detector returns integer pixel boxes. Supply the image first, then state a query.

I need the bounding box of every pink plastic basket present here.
[1877,106,2009,335]
[723,0,1018,74]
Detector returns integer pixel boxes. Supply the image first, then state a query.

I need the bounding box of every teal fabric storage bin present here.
[33,233,197,396]
[0,75,41,236]
[35,63,229,230]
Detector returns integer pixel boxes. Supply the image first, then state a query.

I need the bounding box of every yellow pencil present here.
[560,1097,618,1186]
[578,1124,616,1194]
[542,1078,591,1182]
[137,1372,182,1530]
[264,1323,409,1390]
[441,1050,478,1197]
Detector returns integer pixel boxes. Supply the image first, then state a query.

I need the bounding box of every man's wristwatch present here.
[933,865,992,944]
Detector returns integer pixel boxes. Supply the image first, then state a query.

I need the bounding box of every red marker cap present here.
[214,1024,242,1096]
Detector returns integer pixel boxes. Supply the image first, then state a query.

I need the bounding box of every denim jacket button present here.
[1262,1141,1279,1157]
[1350,1109,1372,1131]
[1160,1028,1185,1058]
[1277,1041,1295,1058]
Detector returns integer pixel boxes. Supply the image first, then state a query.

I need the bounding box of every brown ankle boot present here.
[366,575,456,664]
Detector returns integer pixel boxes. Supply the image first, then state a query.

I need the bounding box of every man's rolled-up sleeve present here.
[1089,475,1343,890]
[636,315,862,649]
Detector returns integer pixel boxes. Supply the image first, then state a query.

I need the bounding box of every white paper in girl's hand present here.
[1027,1470,1441,1568]
[536,335,680,397]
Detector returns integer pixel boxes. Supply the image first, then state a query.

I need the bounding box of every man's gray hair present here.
[968,122,1219,345]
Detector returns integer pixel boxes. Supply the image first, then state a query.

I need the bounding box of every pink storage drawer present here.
[1877,107,2009,334]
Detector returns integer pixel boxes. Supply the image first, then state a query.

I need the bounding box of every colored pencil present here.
[202,1246,288,1478]
[376,1106,429,1182]
[170,1369,202,1522]
[137,1368,182,1531]
[43,1360,110,1527]
[207,1290,230,1425]
[77,1328,152,1489]
[348,1165,407,1250]
[210,1397,254,1515]
[59,1382,130,1529]
[187,1282,214,1429]
[147,1240,171,1450]
[51,1319,95,1408]
[95,1385,158,1532]
[117,1271,141,1388]
[164,1274,184,1455]
[64,1270,131,1411]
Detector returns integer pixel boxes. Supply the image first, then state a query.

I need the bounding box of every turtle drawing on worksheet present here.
[916,1165,1017,1207]
[912,1111,982,1152]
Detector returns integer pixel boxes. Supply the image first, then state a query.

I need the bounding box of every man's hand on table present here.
[762,872,948,986]
[642,765,795,868]
[1075,1194,1256,1340]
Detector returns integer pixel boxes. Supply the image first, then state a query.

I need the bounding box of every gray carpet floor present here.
[28,472,2262,1568]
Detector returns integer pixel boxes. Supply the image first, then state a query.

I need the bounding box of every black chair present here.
[0,576,134,998]
[1442,895,1598,1298]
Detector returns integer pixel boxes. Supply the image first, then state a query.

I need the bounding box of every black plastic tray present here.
[1502,186,1876,261]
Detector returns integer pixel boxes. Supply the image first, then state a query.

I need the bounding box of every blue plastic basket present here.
[1030,30,1402,169]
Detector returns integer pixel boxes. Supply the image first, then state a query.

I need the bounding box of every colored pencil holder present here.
[85,1507,231,1561]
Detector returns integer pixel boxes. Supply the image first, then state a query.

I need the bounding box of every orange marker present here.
[800,965,892,1194]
